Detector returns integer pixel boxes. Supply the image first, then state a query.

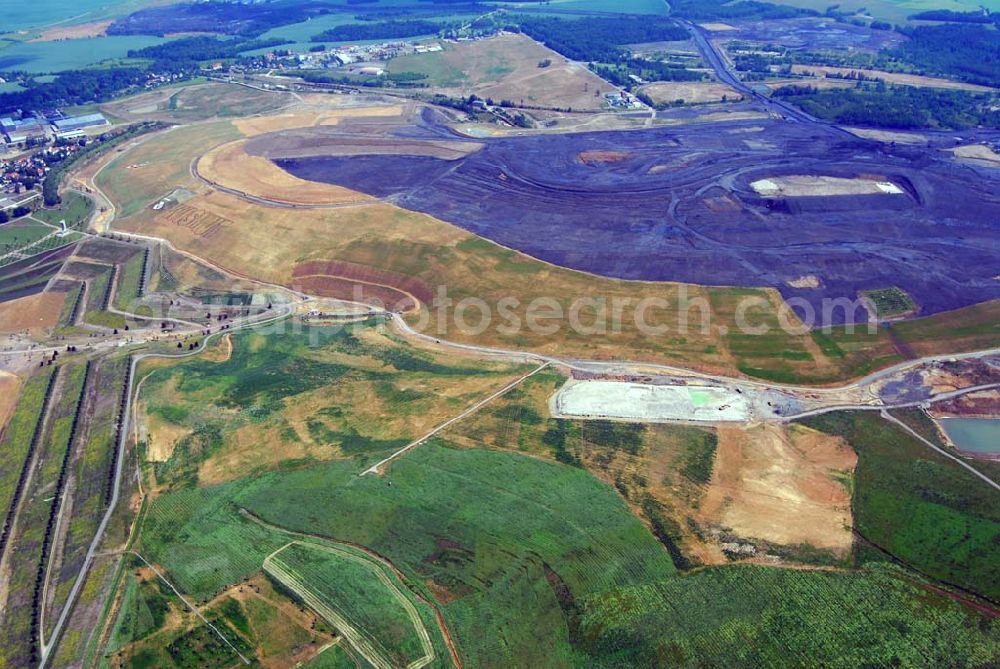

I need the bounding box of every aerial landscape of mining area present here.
[0,0,998,667]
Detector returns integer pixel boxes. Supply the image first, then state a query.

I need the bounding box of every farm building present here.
[55,129,87,141]
[1,116,47,141]
[52,113,108,132]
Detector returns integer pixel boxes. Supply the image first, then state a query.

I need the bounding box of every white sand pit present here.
[751,175,903,197]
[551,380,750,423]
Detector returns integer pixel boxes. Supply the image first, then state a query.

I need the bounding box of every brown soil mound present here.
[199,140,370,206]
[295,275,417,311]
[293,260,434,307]
[0,372,21,434]
[578,150,631,165]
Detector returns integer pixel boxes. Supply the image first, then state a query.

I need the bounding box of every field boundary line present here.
[363,361,550,475]
[279,540,435,669]
[264,541,422,669]
[241,509,462,668]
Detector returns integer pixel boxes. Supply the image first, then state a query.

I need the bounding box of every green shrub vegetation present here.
[861,287,917,318]
[125,327,1000,667]
[139,441,676,666]
[579,563,1000,666]
[773,83,1000,130]
[138,323,525,488]
[802,411,1000,601]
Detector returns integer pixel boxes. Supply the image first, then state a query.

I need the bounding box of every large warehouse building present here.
[51,113,109,132]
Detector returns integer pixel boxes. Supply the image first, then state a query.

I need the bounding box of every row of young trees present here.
[0,370,58,566]
[106,357,133,506]
[31,361,93,664]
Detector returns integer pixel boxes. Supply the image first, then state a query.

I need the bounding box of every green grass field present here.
[0,362,87,666]
[80,264,126,329]
[33,191,94,230]
[802,411,1000,602]
[114,250,145,311]
[138,440,674,666]
[0,370,54,546]
[0,35,166,74]
[388,48,468,88]
[137,438,1000,667]
[0,219,52,252]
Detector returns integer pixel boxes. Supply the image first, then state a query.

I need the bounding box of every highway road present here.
[681,21,856,137]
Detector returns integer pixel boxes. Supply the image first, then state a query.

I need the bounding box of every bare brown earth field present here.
[764,77,856,92]
[389,33,614,111]
[245,131,478,161]
[639,81,744,105]
[198,140,373,206]
[0,372,21,435]
[231,103,404,136]
[931,389,1000,418]
[293,259,435,306]
[701,424,856,554]
[952,144,1000,164]
[295,276,417,311]
[30,20,111,41]
[577,150,631,165]
[846,127,929,145]
[0,291,66,335]
[658,109,771,125]
[789,64,996,91]
[698,22,737,31]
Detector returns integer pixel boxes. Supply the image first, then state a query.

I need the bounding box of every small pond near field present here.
[938,418,1000,455]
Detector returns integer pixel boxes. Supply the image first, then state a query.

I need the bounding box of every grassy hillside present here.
[802,411,1000,602]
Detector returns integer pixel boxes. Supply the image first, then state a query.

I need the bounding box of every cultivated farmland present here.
[388,33,616,111]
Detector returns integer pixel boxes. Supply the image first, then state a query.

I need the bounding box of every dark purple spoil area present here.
[277,120,1000,323]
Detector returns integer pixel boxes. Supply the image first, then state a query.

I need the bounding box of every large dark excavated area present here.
[262,117,1000,322]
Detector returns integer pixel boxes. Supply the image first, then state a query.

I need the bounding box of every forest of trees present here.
[669,0,816,21]
[592,59,704,88]
[907,9,991,23]
[887,24,1000,87]
[773,83,1000,130]
[310,20,442,42]
[516,17,689,63]
[128,36,289,66]
[0,68,148,115]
